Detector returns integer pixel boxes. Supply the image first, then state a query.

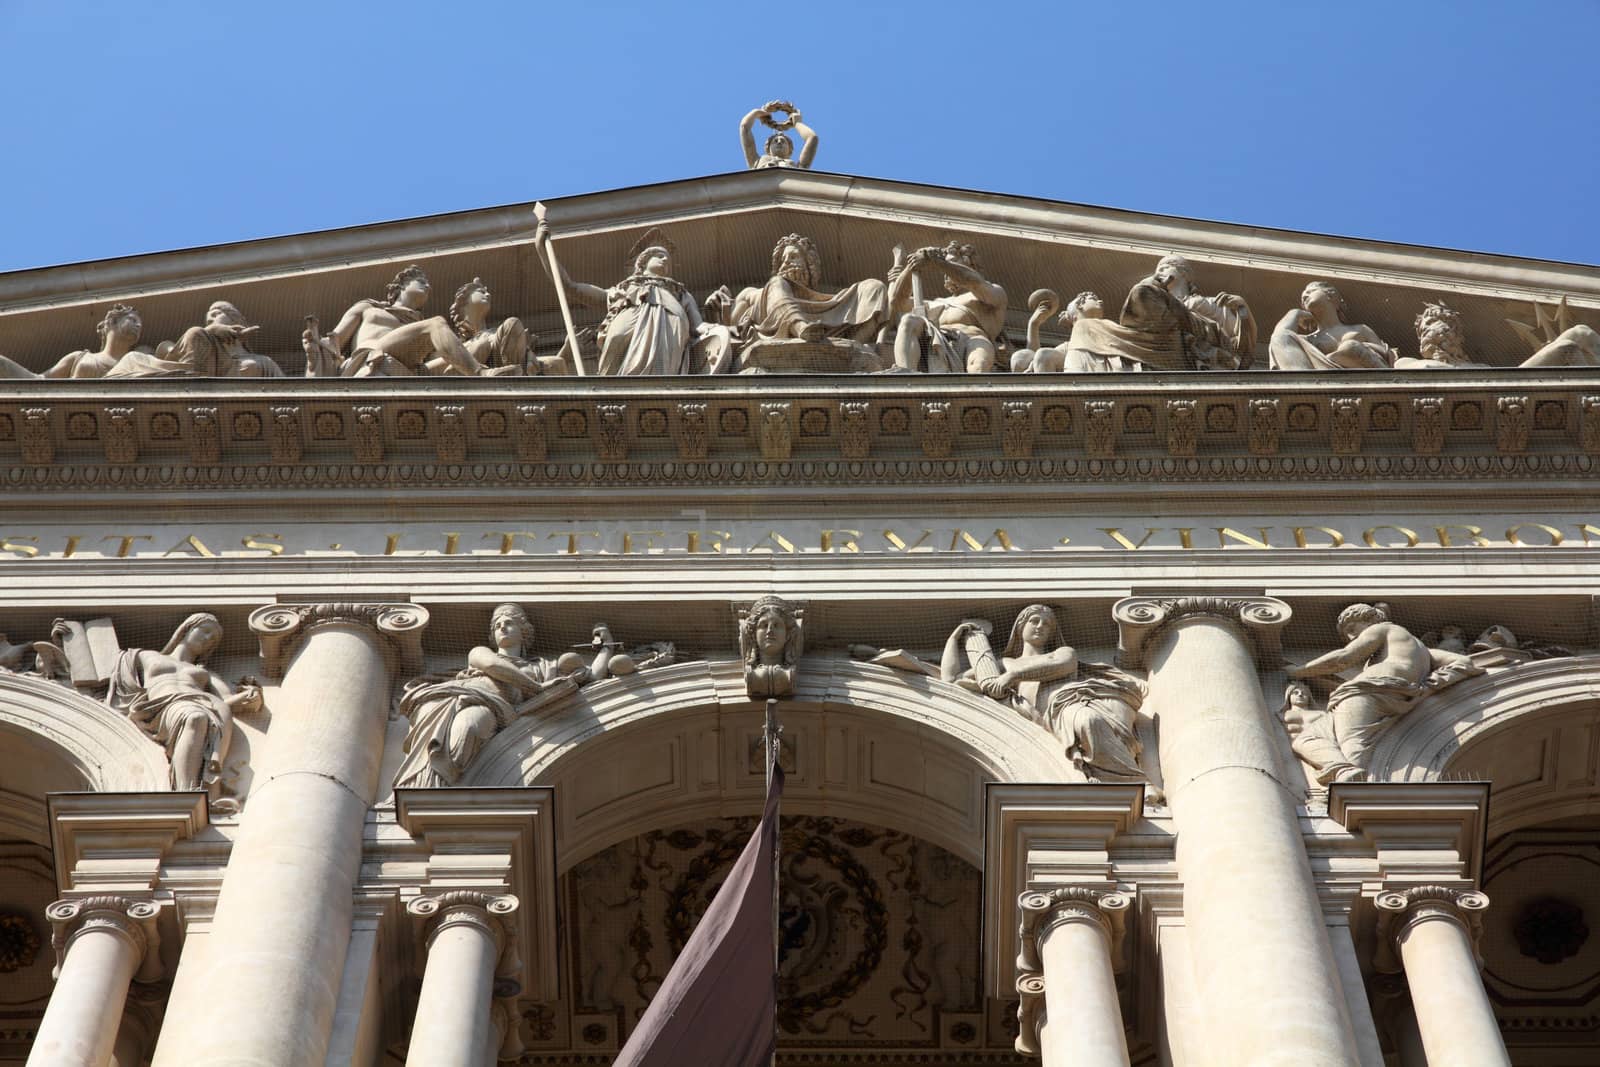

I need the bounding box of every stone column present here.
[1113,597,1361,1066]
[1376,886,1509,1067]
[405,892,520,1067]
[152,603,427,1067]
[1015,888,1131,1066]
[31,897,160,1067]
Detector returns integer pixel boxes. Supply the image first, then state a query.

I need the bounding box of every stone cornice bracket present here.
[47,792,209,895]
[1374,885,1491,973]
[406,890,523,996]
[46,895,164,983]
[1112,595,1291,671]
[248,601,429,682]
[1328,781,1490,887]
[1014,887,1132,1057]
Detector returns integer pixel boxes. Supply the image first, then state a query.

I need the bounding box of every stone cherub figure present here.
[105,613,261,795]
[1065,254,1255,371]
[740,596,803,699]
[1010,290,1117,373]
[887,242,1008,373]
[941,606,1148,785]
[534,224,734,375]
[1395,300,1600,369]
[1287,602,1484,767]
[1279,681,1366,785]
[740,101,818,170]
[1269,281,1398,371]
[303,265,518,377]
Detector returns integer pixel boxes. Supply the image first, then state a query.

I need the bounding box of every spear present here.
[532,201,587,376]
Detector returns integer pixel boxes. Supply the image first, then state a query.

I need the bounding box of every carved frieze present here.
[921,401,953,459]
[1247,397,1280,456]
[20,408,52,464]
[1497,396,1530,454]
[1330,397,1362,455]
[352,405,384,463]
[758,402,792,461]
[100,407,138,465]
[187,406,221,465]
[594,403,627,462]
[839,400,871,459]
[514,403,548,462]
[1084,400,1116,459]
[269,405,302,463]
[434,404,467,464]
[1001,400,1034,459]
[672,402,708,460]
[1412,396,1444,455]
[1166,399,1197,457]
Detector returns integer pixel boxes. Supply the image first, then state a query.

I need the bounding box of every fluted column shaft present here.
[405,893,518,1067]
[1017,889,1130,1066]
[154,604,425,1067]
[1115,598,1360,1066]
[1378,888,1509,1067]
[30,898,157,1067]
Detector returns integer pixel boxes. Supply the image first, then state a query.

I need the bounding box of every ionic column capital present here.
[248,601,429,680]
[1375,885,1491,971]
[46,895,163,983]
[1112,595,1290,669]
[407,891,523,998]
[1014,887,1132,1056]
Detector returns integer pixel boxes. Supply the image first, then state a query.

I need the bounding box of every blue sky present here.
[2,0,1596,272]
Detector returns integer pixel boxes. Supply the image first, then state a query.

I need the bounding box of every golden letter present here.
[1215,527,1273,550]
[747,531,797,554]
[1292,526,1346,549]
[622,530,666,554]
[164,535,217,558]
[882,529,934,552]
[548,531,601,555]
[1362,525,1420,548]
[686,530,730,554]
[820,529,861,553]
[1505,522,1564,547]
[0,536,39,558]
[1573,524,1600,546]
[384,533,404,555]
[442,532,461,555]
[1176,528,1194,549]
[62,535,81,558]
[483,532,538,555]
[1099,527,1160,551]
[951,529,1016,552]
[1433,525,1490,548]
[102,535,154,558]
[241,533,286,556]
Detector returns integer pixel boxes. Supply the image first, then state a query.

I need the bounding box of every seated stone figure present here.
[1395,301,1600,369]
[1065,254,1255,371]
[0,304,161,380]
[1269,281,1397,370]
[304,265,517,377]
[1011,290,1136,373]
[445,277,548,375]
[149,301,286,378]
[728,234,891,360]
[888,242,1008,373]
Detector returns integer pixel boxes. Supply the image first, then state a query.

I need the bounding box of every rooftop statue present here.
[942,606,1149,785]
[726,234,891,372]
[1395,301,1600,369]
[1064,254,1255,371]
[1269,281,1398,370]
[303,265,519,377]
[740,101,817,170]
[887,242,1008,373]
[1010,290,1126,373]
[534,224,734,375]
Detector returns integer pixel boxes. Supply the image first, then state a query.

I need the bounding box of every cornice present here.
[1,374,1597,498]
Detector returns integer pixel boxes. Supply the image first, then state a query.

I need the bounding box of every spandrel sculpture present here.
[534,225,733,375]
[740,101,818,170]
[1280,682,1366,785]
[395,605,669,788]
[941,606,1148,784]
[1064,254,1255,371]
[740,596,803,699]
[304,265,519,378]
[1269,282,1398,370]
[105,613,261,795]
[1287,602,1484,767]
[887,242,1008,374]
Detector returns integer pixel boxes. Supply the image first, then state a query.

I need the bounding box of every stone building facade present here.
[1,163,1598,1066]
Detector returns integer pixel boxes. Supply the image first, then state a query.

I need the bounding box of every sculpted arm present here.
[532,222,608,308]
[939,258,1006,311]
[940,621,976,682]
[325,303,368,355]
[740,108,763,168]
[466,645,556,693]
[793,114,818,168]
[1003,646,1078,683]
[1288,629,1385,678]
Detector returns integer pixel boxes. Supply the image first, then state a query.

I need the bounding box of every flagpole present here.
[764,697,782,1067]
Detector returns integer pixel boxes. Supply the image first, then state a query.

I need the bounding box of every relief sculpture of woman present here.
[106,613,261,796]
[941,605,1148,785]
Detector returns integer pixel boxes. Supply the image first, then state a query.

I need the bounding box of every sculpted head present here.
[771,235,821,289]
[163,612,224,661]
[941,241,981,294]
[449,278,491,335]
[96,304,142,348]
[1415,302,1468,363]
[1153,255,1196,295]
[764,133,793,160]
[1002,604,1059,658]
[1280,681,1315,732]
[385,265,432,308]
[741,596,802,668]
[1061,291,1104,326]
[633,246,672,278]
[490,603,533,653]
[1301,281,1349,323]
[1336,602,1390,642]
[206,301,248,328]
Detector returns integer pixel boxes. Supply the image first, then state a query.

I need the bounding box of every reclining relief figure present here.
[395,605,670,788]
[304,265,517,377]
[887,242,1008,373]
[1064,254,1255,371]
[1269,281,1398,370]
[0,304,159,380]
[942,606,1148,784]
[1395,301,1600,369]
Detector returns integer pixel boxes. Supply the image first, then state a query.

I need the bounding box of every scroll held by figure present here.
[395,605,671,789]
[740,596,803,700]
[1286,602,1484,770]
[533,222,733,375]
[105,613,261,796]
[940,606,1149,785]
[740,101,818,170]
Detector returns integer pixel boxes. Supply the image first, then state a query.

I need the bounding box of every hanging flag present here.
[613,761,785,1067]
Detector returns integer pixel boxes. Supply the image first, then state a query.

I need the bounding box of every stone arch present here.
[1366,655,1600,835]
[466,657,1077,871]
[0,672,171,796]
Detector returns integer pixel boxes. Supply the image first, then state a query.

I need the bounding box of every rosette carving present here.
[46,895,164,982]
[1112,595,1290,670]
[248,602,429,680]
